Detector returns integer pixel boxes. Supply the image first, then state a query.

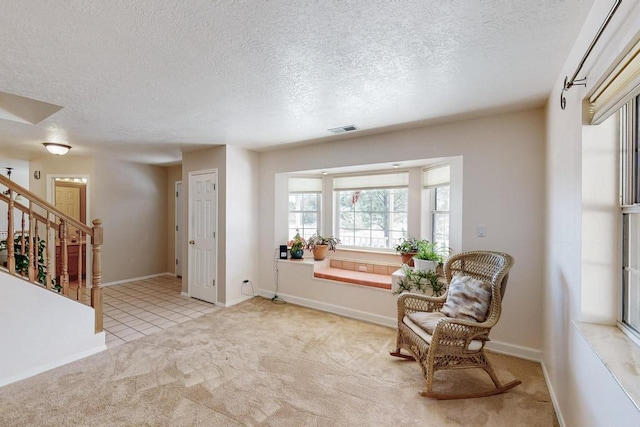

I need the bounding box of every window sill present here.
[575,321,640,411]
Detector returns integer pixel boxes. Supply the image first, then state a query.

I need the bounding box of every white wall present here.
[545,1,640,425]
[259,108,546,353]
[0,273,105,386]
[224,145,260,306]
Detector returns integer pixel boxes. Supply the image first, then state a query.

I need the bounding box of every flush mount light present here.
[43,142,71,155]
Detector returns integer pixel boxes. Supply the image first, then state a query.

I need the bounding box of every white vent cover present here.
[328,125,358,134]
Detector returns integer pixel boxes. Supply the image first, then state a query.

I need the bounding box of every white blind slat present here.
[333,172,408,190]
[423,165,450,187]
[289,177,322,193]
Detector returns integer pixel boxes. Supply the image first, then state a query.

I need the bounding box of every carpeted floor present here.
[0,297,558,426]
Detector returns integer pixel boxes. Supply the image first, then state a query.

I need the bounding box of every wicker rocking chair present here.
[390,250,521,399]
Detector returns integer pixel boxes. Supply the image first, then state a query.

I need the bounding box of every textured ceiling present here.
[0,0,594,164]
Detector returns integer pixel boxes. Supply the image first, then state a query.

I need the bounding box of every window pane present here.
[435,186,450,211]
[288,192,320,239]
[335,188,407,249]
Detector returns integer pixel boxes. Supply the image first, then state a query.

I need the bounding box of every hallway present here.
[86,275,219,347]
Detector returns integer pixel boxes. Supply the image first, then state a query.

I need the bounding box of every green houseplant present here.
[305,233,340,261]
[288,231,306,259]
[0,235,58,291]
[394,265,446,296]
[413,240,448,272]
[394,237,420,266]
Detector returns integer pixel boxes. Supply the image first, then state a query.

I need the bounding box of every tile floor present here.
[86,275,219,348]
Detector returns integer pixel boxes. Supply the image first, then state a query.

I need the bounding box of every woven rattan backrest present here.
[443,251,514,324]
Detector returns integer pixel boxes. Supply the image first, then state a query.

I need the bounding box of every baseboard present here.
[257,289,542,362]
[180,291,190,298]
[0,342,106,388]
[540,360,565,427]
[102,272,173,287]
[257,289,397,328]
[485,340,542,362]
[220,295,253,308]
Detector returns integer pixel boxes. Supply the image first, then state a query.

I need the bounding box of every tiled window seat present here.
[313,258,400,290]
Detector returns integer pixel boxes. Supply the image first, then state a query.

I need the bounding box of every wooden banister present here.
[0,175,104,333]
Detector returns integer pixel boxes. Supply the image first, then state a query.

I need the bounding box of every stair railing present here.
[0,174,104,333]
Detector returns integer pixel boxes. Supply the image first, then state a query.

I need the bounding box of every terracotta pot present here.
[312,244,329,261]
[401,252,416,267]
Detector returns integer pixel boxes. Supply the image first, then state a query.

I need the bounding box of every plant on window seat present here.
[413,240,448,272]
[394,237,421,266]
[288,231,306,259]
[305,233,340,261]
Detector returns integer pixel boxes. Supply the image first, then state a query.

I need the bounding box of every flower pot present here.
[401,252,416,267]
[290,248,304,259]
[413,258,438,272]
[312,244,329,261]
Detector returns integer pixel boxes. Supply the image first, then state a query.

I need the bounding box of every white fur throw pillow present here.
[441,274,492,323]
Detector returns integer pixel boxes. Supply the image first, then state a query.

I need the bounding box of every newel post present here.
[91,219,103,333]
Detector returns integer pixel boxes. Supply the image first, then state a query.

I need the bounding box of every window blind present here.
[423,165,450,187]
[589,39,640,124]
[333,172,408,190]
[288,176,322,192]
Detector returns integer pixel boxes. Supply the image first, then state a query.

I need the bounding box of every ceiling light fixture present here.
[392,163,400,168]
[43,142,71,155]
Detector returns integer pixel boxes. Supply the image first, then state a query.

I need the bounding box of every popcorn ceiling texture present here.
[0,1,593,162]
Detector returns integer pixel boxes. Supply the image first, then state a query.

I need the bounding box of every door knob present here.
[189,240,195,245]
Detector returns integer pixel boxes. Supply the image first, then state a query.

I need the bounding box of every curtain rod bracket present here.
[560,0,622,110]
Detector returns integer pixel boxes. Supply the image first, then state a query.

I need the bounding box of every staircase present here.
[0,174,103,333]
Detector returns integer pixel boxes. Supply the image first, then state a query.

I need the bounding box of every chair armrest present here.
[397,292,447,323]
[431,317,492,347]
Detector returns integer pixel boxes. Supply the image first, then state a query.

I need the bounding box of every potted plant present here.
[288,232,305,259]
[413,240,447,272]
[394,265,446,296]
[305,233,340,261]
[394,237,420,266]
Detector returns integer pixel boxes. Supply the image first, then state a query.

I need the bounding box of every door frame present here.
[187,169,218,305]
[46,174,92,285]
[175,180,182,278]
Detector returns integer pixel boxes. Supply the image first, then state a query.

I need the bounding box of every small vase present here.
[290,248,304,259]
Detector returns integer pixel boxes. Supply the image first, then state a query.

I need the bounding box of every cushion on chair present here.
[407,311,446,334]
[402,315,484,351]
[441,273,492,323]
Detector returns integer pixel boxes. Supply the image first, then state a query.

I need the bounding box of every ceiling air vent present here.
[328,125,358,134]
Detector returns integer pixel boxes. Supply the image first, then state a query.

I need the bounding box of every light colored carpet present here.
[0,297,557,426]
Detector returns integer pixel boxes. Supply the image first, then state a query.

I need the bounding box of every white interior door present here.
[188,170,217,304]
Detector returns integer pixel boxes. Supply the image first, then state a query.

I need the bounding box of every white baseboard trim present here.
[257,289,542,362]
[220,295,254,308]
[540,360,565,427]
[257,289,397,328]
[180,291,190,298]
[485,340,542,362]
[0,342,106,388]
[102,272,173,287]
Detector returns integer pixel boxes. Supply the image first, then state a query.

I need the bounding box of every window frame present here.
[621,95,640,342]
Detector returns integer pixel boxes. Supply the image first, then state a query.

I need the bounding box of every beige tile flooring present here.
[88,275,218,348]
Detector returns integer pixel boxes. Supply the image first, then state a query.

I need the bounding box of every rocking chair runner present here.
[390,250,521,399]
